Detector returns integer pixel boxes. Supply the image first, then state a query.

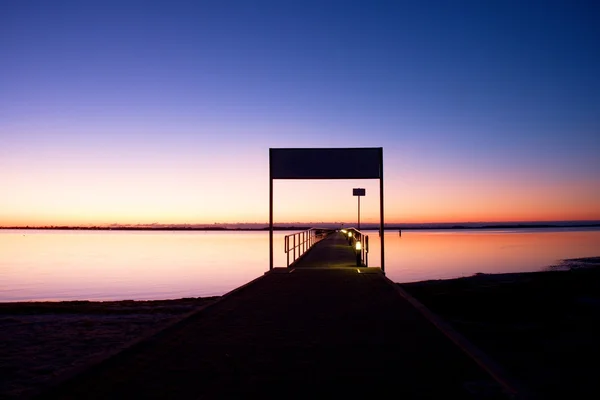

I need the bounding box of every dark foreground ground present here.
[0,297,218,399]
[0,257,598,399]
[401,257,600,399]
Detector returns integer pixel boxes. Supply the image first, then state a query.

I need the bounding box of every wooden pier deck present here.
[40,232,517,399]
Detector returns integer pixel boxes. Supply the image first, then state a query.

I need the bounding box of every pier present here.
[41,230,519,399]
[39,148,521,398]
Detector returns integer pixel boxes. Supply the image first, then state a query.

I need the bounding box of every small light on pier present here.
[348,231,353,238]
[341,229,347,234]
[355,241,362,251]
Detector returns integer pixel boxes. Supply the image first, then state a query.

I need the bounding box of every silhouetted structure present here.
[269,147,385,270]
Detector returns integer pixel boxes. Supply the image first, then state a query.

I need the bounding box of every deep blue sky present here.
[1,0,599,224]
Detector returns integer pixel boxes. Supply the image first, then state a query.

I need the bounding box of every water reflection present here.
[368,229,600,283]
[1,228,598,302]
[0,231,286,302]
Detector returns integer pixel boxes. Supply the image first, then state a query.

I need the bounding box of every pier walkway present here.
[41,232,516,399]
[291,230,359,268]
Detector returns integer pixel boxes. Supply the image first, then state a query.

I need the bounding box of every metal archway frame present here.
[269,147,384,271]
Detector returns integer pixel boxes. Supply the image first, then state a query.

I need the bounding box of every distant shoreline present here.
[1,222,599,231]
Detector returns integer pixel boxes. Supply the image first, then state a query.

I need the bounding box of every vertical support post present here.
[286,236,289,267]
[362,234,365,264]
[366,236,369,267]
[358,195,361,231]
[293,234,296,261]
[269,150,274,271]
[379,147,385,272]
[303,231,305,254]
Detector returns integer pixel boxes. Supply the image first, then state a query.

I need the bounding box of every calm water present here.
[1,228,599,302]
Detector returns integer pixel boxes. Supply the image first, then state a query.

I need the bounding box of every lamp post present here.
[352,188,365,230]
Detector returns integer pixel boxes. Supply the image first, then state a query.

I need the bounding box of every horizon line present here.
[2,219,600,230]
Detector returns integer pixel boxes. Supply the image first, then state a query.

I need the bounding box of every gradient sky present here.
[1,0,599,226]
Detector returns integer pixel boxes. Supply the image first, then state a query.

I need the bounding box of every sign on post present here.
[353,188,366,231]
[270,148,381,179]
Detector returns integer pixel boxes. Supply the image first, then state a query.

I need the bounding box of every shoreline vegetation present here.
[1,221,599,231]
[1,257,599,398]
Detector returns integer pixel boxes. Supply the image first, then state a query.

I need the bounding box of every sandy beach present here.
[1,257,599,399]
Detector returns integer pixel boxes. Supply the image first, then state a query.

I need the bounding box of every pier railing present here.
[284,228,329,267]
[341,227,369,267]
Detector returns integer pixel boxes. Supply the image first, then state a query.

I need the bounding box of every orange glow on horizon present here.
[1,153,598,227]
